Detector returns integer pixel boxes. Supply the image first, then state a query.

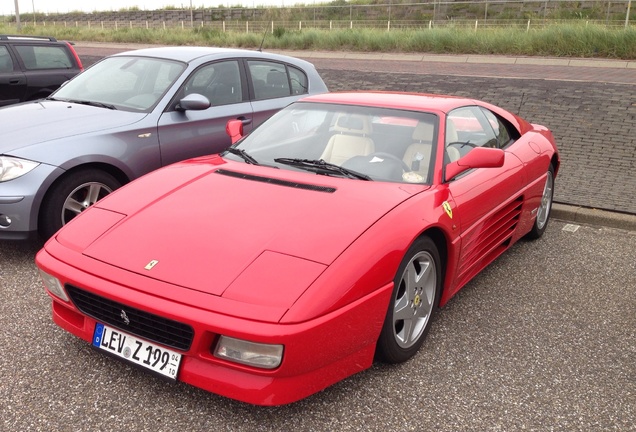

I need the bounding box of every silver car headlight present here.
[0,156,40,182]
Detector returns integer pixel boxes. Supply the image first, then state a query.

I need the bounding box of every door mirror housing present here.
[445,147,505,181]
[226,119,244,144]
[176,93,210,112]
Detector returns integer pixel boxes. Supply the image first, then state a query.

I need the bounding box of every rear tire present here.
[376,236,441,364]
[526,165,555,240]
[39,169,120,239]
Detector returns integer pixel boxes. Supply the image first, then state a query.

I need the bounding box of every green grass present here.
[2,23,634,59]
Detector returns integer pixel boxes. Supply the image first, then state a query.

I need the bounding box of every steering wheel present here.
[366,152,411,172]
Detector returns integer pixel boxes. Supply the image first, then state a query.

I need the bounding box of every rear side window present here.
[248,60,297,100]
[0,46,13,72]
[288,65,308,95]
[14,45,73,70]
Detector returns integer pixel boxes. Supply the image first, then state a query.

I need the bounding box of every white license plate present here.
[92,323,182,380]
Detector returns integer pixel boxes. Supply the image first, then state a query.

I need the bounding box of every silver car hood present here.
[0,100,145,154]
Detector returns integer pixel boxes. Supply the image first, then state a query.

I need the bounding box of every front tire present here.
[376,236,441,364]
[39,169,120,239]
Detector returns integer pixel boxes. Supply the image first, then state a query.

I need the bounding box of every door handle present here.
[237,116,252,126]
[9,79,21,85]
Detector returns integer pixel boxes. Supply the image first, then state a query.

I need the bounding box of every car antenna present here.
[258,25,269,52]
[517,92,526,116]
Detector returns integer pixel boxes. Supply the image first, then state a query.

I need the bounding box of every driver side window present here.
[184,60,243,106]
[446,106,497,162]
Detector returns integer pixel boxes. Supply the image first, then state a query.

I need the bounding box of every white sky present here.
[2,0,289,16]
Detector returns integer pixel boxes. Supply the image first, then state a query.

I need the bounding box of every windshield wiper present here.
[225,147,260,165]
[274,158,372,181]
[63,99,117,110]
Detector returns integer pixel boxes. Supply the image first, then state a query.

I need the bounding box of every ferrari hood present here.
[0,100,144,153]
[72,160,425,297]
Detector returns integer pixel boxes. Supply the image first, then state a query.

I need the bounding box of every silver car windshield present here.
[53,56,186,113]
[231,102,439,184]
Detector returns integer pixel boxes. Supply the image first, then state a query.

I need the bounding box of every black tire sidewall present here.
[39,169,120,239]
[375,236,441,364]
[526,165,555,240]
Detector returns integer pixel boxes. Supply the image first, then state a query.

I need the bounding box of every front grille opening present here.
[66,285,194,351]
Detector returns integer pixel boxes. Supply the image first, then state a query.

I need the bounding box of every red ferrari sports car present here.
[36,92,559,405]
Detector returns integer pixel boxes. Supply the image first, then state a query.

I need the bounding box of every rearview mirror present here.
[445,147,505,181]
[226,119,244,144]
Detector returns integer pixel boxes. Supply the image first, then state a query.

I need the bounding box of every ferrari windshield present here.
[52,56,186,112]
[228,102,439,184]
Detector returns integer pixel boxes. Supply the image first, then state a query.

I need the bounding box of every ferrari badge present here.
[442,201,453,219]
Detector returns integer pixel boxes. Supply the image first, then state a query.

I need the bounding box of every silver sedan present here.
[0,46,328,239]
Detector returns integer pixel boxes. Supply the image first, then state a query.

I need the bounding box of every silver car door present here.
[156,59,253,166]
[247,60,309,130]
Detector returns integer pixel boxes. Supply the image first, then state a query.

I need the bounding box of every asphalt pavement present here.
[75,43,636,231]
[2,220,634,431]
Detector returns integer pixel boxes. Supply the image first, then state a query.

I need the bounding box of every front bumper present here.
[0,163,62,240]
[36,243,392,406]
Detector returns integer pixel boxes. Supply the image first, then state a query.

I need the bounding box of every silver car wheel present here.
[536,169,554,231]
[392,250,437,349]
[62,182,113,225]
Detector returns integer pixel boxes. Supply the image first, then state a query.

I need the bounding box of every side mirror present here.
[226,119,244,144]
[445,147,505,181]
[175,93,210,112]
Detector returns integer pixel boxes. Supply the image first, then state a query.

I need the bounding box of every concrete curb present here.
[552,203,636,232]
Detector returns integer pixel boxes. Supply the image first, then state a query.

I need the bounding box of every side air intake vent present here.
[216,169,336,193]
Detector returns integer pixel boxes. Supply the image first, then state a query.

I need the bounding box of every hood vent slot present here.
[216,169,336,193]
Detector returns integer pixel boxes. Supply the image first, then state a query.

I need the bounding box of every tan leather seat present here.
[403,121,434,175]
[445,120,461,162]
[320,114,375,165]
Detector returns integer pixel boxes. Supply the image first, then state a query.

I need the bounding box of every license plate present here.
[92,323,182,380]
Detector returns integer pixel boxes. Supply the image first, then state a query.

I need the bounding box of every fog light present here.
[214,336,283,369]
[0,214,11,227]
[38,269,69,302]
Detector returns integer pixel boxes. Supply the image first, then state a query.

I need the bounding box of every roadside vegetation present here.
[1,22,634,59]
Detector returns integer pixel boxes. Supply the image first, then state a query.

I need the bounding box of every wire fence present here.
[16,18,633,32]
[3,0,634,30]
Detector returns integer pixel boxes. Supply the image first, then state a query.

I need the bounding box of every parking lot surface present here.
[2,222,634,431]
[311,58,636,216]
[76,44,636,216]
